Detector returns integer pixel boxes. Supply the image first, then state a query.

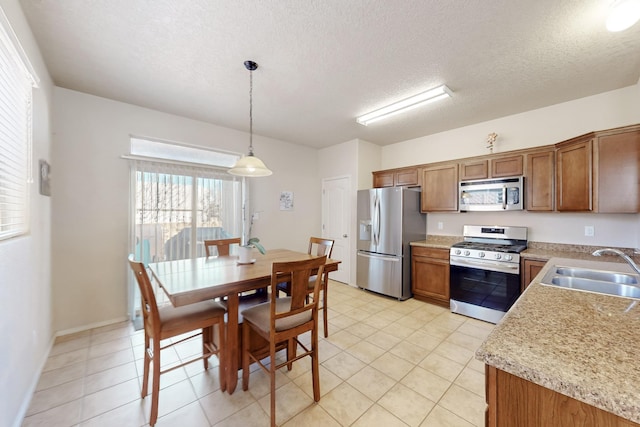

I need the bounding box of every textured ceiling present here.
[19,0,640,148]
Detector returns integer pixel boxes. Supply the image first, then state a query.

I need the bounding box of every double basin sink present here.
[540,266,640,299]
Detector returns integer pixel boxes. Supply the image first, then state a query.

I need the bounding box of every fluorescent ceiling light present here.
[606,0,640,32]
[356,85,452,126]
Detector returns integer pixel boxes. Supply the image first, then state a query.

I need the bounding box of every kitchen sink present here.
[553,267,638,285]
[540,265,640,299]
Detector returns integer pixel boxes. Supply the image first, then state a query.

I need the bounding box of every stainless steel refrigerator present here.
[356,187,426,300]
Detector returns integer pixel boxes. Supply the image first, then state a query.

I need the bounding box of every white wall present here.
[0,1,53,426]
[51,88,320,333]
[378,84,640,247]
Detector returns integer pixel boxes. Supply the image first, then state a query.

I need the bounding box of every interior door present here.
[322,176,351,284]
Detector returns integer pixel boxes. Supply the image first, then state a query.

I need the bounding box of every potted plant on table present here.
[238,237,266,264]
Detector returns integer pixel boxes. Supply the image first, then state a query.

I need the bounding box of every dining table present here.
[148,248,341,394]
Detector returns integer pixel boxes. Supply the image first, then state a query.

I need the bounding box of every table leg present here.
[226,292,239,394]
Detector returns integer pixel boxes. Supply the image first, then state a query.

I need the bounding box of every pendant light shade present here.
[229,60,273,177]
[228,154,273,177]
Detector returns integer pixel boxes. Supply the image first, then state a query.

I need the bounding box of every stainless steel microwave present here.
[459,176,524,211]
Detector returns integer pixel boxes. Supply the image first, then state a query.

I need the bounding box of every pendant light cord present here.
[248,68,254,156]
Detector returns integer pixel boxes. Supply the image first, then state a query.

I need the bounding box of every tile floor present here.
[22,281,494,427]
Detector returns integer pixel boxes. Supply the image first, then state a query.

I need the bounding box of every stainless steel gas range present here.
[449,225,528,324]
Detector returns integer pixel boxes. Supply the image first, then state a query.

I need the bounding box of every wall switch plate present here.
[437,222,443,230]
[584,225,594,237]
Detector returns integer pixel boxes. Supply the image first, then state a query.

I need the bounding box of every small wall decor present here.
[279,191,294,211]
[486,132,498,153]
[39,159,51,196]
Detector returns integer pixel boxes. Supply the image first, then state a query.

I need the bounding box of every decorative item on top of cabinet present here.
[421,163,459,212]
[372,166,419,188]
[521,259,547,291]
[525,149,555,211]
[411,246,450,307]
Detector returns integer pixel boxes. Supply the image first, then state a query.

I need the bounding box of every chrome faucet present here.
[592,248,640,275]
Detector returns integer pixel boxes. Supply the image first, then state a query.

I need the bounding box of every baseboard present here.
[55,315,129,338]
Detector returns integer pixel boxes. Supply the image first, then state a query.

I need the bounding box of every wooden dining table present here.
[148,248,341,394]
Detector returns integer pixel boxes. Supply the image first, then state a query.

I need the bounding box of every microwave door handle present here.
[502,187,507,210]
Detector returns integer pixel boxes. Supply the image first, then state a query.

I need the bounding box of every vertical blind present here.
[132,159,242,263]
[0,10,37,240]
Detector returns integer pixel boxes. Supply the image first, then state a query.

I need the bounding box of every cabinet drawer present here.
[412,246,449,260]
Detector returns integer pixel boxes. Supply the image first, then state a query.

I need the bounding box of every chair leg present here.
[141,333,150,398]
[322,281,329,338]
[311,324,321,402]
[203,326,212,370]
[150,339,161,426]
[242,322,251,391]
[286,338,296,371]
[270,341,277,427]
[217,320,226,392]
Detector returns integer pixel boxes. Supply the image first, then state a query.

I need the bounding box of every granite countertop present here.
[476,257,640,423]
[410,235,461,249]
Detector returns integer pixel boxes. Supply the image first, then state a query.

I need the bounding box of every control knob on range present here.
[454,249,461,255]
[504,254,513,261]
[494,253,502,260]
[464,250,470,256]
[478,252,485,258]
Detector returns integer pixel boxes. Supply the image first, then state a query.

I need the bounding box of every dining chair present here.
[241,255,327,427]
[276,237,334,337]
[204,237,241,257]
[128,255,227,426]
[205,237,268,299]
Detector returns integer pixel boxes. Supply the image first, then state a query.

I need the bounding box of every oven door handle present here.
[450,256,519,274]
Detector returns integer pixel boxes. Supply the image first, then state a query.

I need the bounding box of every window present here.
[0,9,38,240]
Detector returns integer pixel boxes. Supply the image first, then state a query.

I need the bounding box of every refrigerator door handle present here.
[372,193,380,247]
[357,252,400,262]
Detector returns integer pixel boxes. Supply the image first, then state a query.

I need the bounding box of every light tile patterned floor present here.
[22,281,494,426]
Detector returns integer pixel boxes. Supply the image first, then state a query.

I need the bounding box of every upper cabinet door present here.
[421,163,459,212]
[556,138,593,211]
[492,154,523,177]
[594,129,640,213]
[459,160,488,181]
[525,150,554,211]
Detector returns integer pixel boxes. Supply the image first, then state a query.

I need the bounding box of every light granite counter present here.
[476,257,640,424]
[410,235,461,249]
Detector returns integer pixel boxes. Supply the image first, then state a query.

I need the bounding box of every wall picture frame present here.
[279,191,293,211]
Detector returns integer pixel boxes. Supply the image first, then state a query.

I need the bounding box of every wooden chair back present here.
[128,255,161,338]
[204,238,241,257]
[308,237,334,258]
[270,256,327,335]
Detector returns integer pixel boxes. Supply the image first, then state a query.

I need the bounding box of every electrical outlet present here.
[584,225,594,237]
[437,222,443,230]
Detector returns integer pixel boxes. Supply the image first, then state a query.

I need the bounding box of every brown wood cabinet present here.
[421,163,459,212]
[459,159,488,180]
[372,123,640,213]
[485,366,640,427]
[594,127,640,213]
[555,125,640,213]
[373,167,419,188]
[521,259,546,291]
[460,154,523,181]
[556,137,593,211]
[525,149,555,211]
[411,246,450,307]
[372,170,394,188]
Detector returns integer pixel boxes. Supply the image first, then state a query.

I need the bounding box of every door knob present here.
[343,234,348,238]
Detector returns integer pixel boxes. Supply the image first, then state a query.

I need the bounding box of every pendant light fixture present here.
[228,60,273,177]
